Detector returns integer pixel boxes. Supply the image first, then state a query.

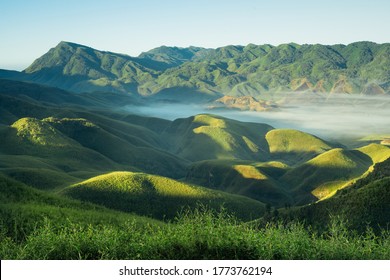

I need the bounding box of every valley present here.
[0,41,389,260]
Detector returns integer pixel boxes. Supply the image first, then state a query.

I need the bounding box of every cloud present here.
[125,94,390,141]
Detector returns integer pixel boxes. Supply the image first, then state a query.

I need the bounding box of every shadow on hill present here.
[46,118,188,178]
[0,123,120,174]
[0,94,66,125]
[186,161,290,207]
[268,151,322,166]
[279,158,390,233]
[282,149,375,205]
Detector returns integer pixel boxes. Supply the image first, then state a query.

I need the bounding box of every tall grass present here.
[1,208,389,260]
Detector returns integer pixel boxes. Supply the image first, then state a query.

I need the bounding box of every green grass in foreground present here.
[1,208,388,260]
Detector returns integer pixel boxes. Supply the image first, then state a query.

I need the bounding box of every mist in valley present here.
[125,94,390,144]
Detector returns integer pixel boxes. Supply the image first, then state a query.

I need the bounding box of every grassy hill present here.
[62,171,266,221]
[162,114,273,161]
[44,117,188,178]
[0,118,119,175]
[1,80,388,211]
[280,144,390,204]
[283,157,390,232]
[0,82,192,181]
[0,173,162,243]
[266,129,333,164]
[3,41,389,98]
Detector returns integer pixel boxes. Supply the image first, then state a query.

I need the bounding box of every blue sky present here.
[1,0,389,70]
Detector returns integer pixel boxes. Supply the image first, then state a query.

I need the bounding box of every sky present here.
[1,0,389,70]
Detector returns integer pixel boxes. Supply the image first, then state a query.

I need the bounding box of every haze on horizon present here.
[129,94,390,142]
[1,0,389,70]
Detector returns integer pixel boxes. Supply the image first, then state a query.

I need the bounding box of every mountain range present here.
[1,41,389,101]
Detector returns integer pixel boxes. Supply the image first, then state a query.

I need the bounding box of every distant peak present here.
[56,41,91,49]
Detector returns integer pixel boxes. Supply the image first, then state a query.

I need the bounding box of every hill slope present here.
[162,114,273,161]
[280,144,390,204]
[284,157,390,232]
[265,129,333,164]
[62,171,266,221]
[0,173,161,242]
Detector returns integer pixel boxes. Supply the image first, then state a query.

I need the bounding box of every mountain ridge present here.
[1,41,389,99]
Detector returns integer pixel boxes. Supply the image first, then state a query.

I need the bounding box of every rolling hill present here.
[283,157,390,232]
[0,78,389,234]
[265,129,334,164]
[0,172,162,243]
[280,144,390,204]
[62,171,266,221]
[162,114,273,161]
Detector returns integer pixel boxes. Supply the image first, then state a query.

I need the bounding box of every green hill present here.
[265,129,333,164]
[284,157,390,232]
[0,78,95,107]
[0,118,118,174]
[22,41,160,95]
[0,115,188,187]
[162,114,273,161]
[62,171,265,221]
[3,41,389,98]
[281,144,390,204]
[0,173,161,243]
[44,117,187,178]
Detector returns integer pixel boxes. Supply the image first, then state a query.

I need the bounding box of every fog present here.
[125,94,390,142]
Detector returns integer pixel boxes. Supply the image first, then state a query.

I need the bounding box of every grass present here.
[1,115,188,179]
[309,144,390,200]
[11,117,77,147]
[1,208,388,260]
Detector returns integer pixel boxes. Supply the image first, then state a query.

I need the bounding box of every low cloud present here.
[125,94,390,142]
